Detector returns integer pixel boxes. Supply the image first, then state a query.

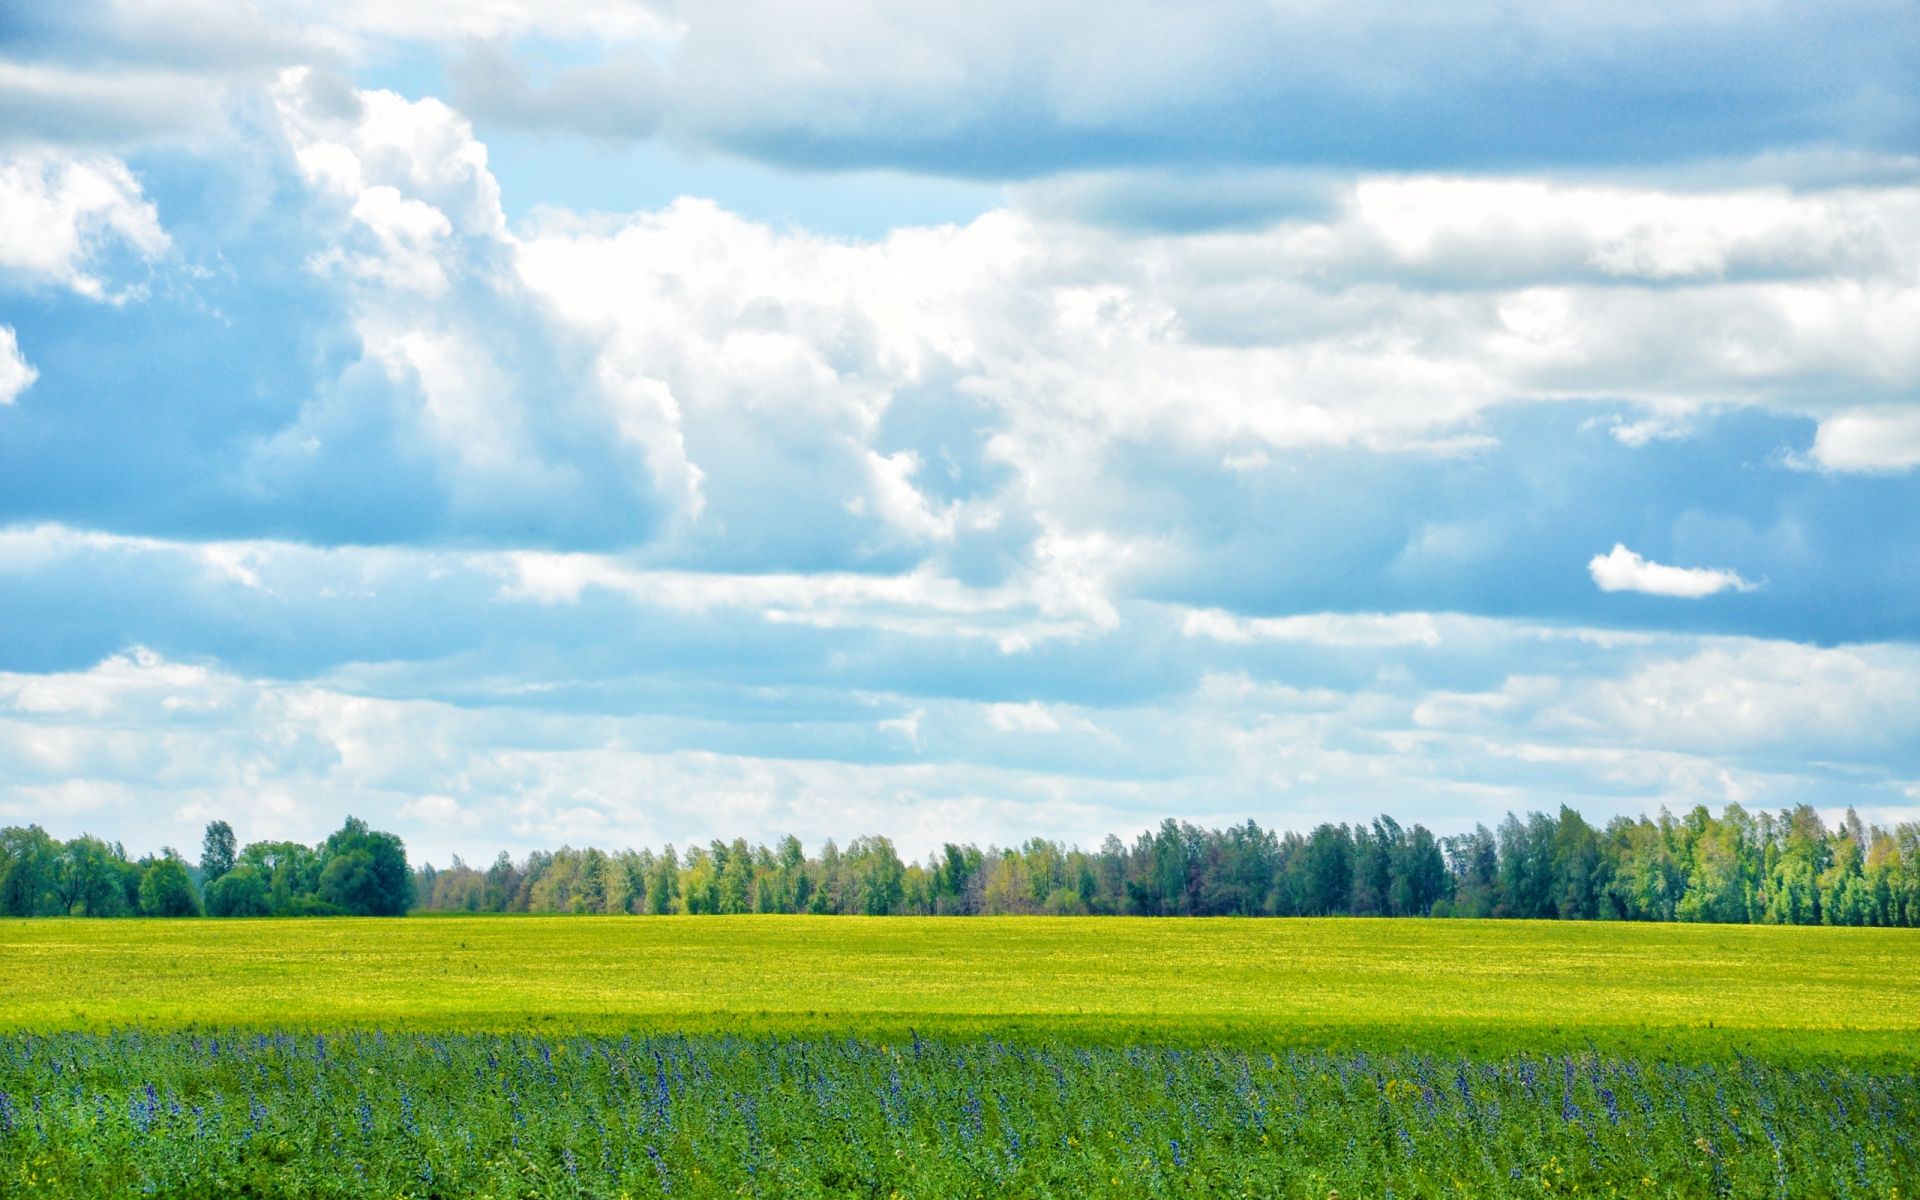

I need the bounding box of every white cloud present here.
[1345,178,1917,284]
[490,547,1117,651]
[237,88,1920,579]
[1588,544,1757,599]
[1806,407,1920,473]
[510,173,1920,558]
[257,69,681,533]
[4,615,1918,864]
[985,702,1061,733]
[513,198,1036,544]
[878,709,924,749]
[398,793,478,829]
[499,172,1920,597]
[1183,609,1443,647]
[0,521,1123,656]
[1599,410,1694,447]
[0,326,35,404]
[0,154,169,299]
[1556,641,1920,758]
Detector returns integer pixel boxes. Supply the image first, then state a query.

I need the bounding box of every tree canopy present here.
[413,803,1920,928]
[0,816,411,919]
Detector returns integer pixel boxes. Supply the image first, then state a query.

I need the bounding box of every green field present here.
[6,916,1918,1196]
[4,915,1915,1059]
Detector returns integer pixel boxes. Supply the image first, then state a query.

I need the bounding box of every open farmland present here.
[3,915,1917,1059]
[4,917,1918,1197]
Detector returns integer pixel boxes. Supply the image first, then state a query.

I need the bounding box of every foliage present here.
[414,804,1920,928]
[0,826,60,917]
[318,817,413,917]
[0,1030,1913,1198]
[3,916,1916,1064]
[14,803,1920,930]
[198,822,236,889]
[138,856,201,918]
[203,867,271,918]
[0,817,411,920]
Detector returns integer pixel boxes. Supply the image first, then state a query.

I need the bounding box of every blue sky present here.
[2,0,1917,864]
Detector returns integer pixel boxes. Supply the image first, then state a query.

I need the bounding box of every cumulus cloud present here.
[4,1,1920,853]
[0,327,36,404]
[0,154,169,299]
[239,67,688,547]
[1588,544,1757,599]
[1806,408,1920,473]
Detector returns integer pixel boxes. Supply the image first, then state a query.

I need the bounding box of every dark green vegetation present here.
[2,1031,1914,1199]
[12,802,1920,927]
[426,803,1919,926]
[0,817,411,919]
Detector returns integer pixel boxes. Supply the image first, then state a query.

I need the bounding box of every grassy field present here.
[5,916,1917,1196]
[7,1030,1914,1198]
[2,915,1916,1059]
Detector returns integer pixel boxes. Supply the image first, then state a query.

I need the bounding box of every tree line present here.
[0,816,412,918]
[415,803,1920,926]
[7,803,1917,925]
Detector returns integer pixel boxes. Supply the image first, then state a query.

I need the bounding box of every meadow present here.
[2,915,1916,1058]
[2,916,1916,1196]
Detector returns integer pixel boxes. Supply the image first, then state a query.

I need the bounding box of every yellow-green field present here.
[4,915,1915,1060]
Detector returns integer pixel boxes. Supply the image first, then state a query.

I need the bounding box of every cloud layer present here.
[1,4,1916,858]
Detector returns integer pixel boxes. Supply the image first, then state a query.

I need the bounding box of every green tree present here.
[1299,824,1353,917]
[1549,807,1607,920]
[716,839,753,915]
[1606,816,1684,921]
[1497,812,1557,919]
[645,846,679,915]
[317,817,413,916]
[1444,825,1500,919]
[678,845,718,914]
[1677,807,1751,924]
[200,821,237,887]
[56,835,133,916]
[1391,825,1449,917]
[0,825,60,916]
[139,854,201,917]
[205,865,272,917]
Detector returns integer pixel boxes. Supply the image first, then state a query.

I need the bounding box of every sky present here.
[1,0,1918,867]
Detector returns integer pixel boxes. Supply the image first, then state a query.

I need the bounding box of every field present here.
[3,916,1917,1197]
[2,915,1917,1057]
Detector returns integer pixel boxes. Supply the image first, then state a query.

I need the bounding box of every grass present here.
[5,1030,1915,1198]
[4,917,1916,1196]
[2,915,1916,1061]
